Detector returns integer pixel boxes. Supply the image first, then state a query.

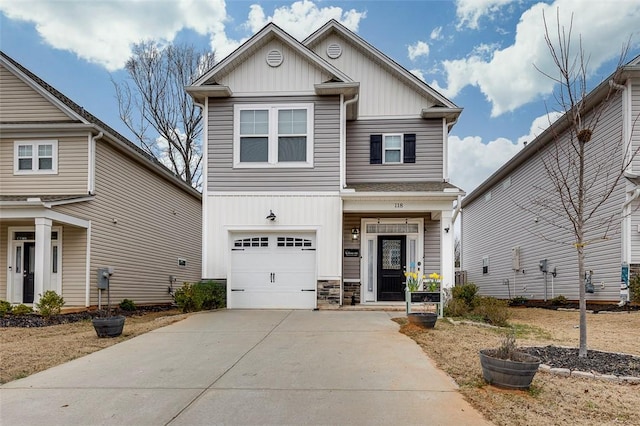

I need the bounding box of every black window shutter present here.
[404,134,416,163]
[370,134,382,164]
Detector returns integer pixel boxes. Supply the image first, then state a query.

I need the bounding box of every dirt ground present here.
[0,309,189,384]
[398,307,640,426]
[2,307,639,425]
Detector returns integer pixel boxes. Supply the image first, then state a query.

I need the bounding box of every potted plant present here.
[479,334,540,389]
[405,271,438,328]
[92,272,125,338]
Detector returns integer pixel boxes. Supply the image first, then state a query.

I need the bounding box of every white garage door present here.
[229,233,316,309]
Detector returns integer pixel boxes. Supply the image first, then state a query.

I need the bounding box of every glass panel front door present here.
[377,235,406,301]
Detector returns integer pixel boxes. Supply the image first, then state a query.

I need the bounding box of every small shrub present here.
[509,296,528,306]
[444,297,470,317]
[550,295,568,306]
[0,300,12,317]
[473,296,510,327]
[495,333,518,360]
[35,290,65,317]
[452,283,478,308]
[12,304,33,315]
[174,281,226,313]
[630,275,640,304]
[119,299,136,311]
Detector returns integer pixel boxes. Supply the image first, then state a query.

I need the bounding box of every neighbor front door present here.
[377,235,406,301]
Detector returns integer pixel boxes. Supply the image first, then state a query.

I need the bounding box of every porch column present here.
[34,217,52,305]
[440,209,454,292]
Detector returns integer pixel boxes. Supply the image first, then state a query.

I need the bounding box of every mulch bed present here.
[521,346,640,378]
[0,305,175,328]
[510,300,639,313]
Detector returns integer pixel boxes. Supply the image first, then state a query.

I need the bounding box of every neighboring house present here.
[186,20,463,309]
[461,55,640,303]
[0,52,202,308]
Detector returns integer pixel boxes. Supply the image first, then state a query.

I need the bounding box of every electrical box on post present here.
[97,267,111,290]
[511,247,521,270]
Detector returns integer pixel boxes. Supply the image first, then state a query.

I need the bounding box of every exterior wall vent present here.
[266,49,283,67]
[327,43,342,59]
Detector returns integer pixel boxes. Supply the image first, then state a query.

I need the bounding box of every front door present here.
[23,242,36,303]
[377,235,406,301]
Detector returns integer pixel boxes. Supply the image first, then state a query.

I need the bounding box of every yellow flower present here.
[429,272,440,280]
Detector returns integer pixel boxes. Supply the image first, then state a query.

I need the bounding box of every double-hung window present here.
[234,104,314,167]
[383,134,402,164]
[14,140,58,174]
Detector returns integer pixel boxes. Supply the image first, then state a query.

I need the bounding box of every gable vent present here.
[327,43,342,59]
[266,49,284,67]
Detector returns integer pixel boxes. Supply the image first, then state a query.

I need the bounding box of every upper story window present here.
[14,140,58,174]
[370,133,416,164]
[234,104,314,168]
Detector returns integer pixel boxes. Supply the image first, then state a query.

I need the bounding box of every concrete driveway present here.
[1,310,491,425]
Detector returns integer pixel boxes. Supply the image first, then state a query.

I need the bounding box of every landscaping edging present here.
[538,363,640,384]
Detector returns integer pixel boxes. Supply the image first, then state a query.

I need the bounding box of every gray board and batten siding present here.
[207,95,340,191]
[462,90,626,302]
[346,118,443,184]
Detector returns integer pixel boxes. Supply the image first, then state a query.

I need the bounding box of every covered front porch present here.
[0,196,91,306]
[340,182,461,306]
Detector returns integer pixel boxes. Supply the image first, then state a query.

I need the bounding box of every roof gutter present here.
[341,94,359,189]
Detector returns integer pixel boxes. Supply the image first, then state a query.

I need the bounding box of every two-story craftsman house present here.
[187,20,463,309]
[0,52,202,308]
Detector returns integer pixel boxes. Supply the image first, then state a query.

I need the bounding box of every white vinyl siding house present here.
[461,55,640,303]
[188,20,463,310]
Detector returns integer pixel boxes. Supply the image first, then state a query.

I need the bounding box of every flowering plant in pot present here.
[405,271,439,328]
[479,334,540,389]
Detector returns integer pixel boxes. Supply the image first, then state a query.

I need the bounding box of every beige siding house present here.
[461,55,640,304]
[0,51,201,308]
[186,20,463,310]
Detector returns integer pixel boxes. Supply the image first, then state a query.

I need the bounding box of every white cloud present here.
[440,0,640,116]
[245,0,365,41]
[408,41,430,61]
[449,112,560,193]
[0,0,228,71]
[409,69,425,82]
[455,0,515,30]
[430,26,443,40]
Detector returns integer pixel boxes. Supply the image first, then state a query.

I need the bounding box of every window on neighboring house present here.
[370,133,416,164]
[482,256,489,274]
[14,140,58,174]
[235,104,313,167]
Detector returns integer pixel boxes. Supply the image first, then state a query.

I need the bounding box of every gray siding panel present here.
[55,140,202,306]
[208,96,340,191]
[462,93,625,301]
[346,119,443,183]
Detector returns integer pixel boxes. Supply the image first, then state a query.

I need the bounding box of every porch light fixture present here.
[351,228,360,240]
[444,226,450,233]
[266,210,276,221]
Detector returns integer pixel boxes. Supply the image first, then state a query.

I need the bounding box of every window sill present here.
[233,162,314,169]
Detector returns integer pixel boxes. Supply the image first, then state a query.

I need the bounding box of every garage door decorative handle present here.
[270,272,275,283]
[231,289,245,291]
[301,289,315,292]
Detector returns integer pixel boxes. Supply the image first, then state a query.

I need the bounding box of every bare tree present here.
[454,236,461,268]
[113,41,215,188]
[530,11,637,357]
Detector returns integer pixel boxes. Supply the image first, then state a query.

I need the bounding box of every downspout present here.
[193,99,208,280]
[451,194,462,225]
[85,131,102,307]
[89,132,103,195]
[622,187,640,264]
[341,94,359,189]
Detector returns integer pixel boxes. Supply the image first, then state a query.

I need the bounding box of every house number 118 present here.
[394,203,404,208]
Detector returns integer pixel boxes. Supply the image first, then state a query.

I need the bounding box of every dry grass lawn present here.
[398,307,640,426]
[0,310,190,384]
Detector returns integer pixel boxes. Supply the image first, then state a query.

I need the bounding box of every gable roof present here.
[303,20,459,110]
[461,53,640,208]
[188,22,356,101]
[0,51,201,199]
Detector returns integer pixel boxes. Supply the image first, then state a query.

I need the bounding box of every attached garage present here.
[228,233,317,309]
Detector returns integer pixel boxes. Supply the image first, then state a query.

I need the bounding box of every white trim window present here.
[234,103,314,168]
[14,140,58,174]
[383,134,402,164]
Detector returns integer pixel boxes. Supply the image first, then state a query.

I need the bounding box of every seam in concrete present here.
[164,310,294,425]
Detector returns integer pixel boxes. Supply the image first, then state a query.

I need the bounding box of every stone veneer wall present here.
[343,282,361,305]
[317,280,341,307]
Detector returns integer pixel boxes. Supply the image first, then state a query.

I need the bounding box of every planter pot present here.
[407,312,438,328]
[92,315,125,338]
[479,349,540,390]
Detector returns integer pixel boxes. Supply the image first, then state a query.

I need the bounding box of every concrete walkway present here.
[1,310,491,425]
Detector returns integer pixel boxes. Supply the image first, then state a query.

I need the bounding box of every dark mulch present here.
[510,299,639,313]
[521,346,640,378]
[0,305,175,328]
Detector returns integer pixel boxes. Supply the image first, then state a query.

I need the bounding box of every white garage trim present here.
[228,230,317,309]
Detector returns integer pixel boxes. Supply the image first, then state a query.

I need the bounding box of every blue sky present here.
[1,0,639,193]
